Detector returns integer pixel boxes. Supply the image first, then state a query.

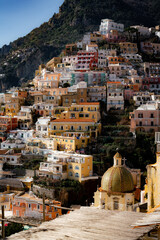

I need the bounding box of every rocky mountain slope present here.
[0,0,160,90]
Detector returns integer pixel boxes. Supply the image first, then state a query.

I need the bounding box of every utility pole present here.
[2,205,5,240]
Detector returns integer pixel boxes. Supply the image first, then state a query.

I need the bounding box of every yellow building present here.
[144,149,160,211]
[94,153,135,211]
[39,151,96,183]
[53,134,90,151]
[26,138,57,154]
[67,153,93,182]
[60,102,101,123]
[49,119,101,138]
[46,57,62,70]
[5,97,25,117]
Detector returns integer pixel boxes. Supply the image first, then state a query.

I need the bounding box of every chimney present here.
[7,185,10,193]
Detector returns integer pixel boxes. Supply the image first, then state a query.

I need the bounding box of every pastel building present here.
[143,137,160,211]
[13,192,61,221]
[36,117,51,137]
[60,102,101,123]
[107,82,124,111]
[15,106,33,130]
[99,19,124,35]
[61,88,87,107]
[130,25,150,36]
[0,116,18,134]
[119,42,138,54]
[130,102,160,132]
[53,134,90,152]
[132,92,151,107]
[26,138,57,154]
[87,86,106,102]
[5,97,25,117]
[49,119,101,138]
[71,71,107,86]
[39,151,96,182]
[144,62,160,77]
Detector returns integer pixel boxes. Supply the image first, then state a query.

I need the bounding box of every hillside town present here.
[1,19,160,238]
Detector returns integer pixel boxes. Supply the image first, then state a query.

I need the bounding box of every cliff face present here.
[0,0,160,90]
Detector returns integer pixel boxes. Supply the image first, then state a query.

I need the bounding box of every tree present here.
[5,223,23,237]
[63,82,70,88]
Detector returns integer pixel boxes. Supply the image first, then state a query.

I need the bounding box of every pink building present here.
[124,88,134,100]
[130,102,160,132]
[105,30,126,43]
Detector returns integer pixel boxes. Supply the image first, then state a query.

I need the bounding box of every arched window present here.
[69,172,73,176]
[75,173,79,178]
[75,166,79,170]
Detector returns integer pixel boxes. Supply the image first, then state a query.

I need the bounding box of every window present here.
[28,204,31,209]
[69,171,73,176]
[75,173,79,178]
[68,165,72,169]
[150,113,154,118]
[113,198,119,210]
[70,126,74,130]
[151,121,154,126]
[75,166,79,170]
[37,204,40,210]
[138,113,143,118]
[16,210,19,217]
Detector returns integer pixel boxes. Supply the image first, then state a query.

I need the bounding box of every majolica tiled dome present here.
[101,153,134,193]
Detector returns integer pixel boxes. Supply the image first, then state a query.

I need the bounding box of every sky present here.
[0,0,64,47]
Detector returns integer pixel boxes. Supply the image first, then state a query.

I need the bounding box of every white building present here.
[68,81,87,93]
[155,31,160,39]
[8,130,34,143]
[36,117,51,137]
[130,25,150,36]
[77,32,91,49]
[121,54,142,62]
[1,139,26,150]
[86,44,98,52]
[15,106,33,130]
[0,149,22,165]
[99,19,124,35]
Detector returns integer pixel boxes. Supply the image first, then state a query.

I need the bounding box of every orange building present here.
[13,193,62,221]
[0,116,18,134]
[108,56,129,64]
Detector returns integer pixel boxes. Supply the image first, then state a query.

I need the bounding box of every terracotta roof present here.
[107,81,122,84]
[79,102,99,105]
[51,119,95,123]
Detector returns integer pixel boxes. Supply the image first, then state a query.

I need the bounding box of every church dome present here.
[101,153,134,193]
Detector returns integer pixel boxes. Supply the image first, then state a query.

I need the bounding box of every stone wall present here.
[32,184,55,199]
